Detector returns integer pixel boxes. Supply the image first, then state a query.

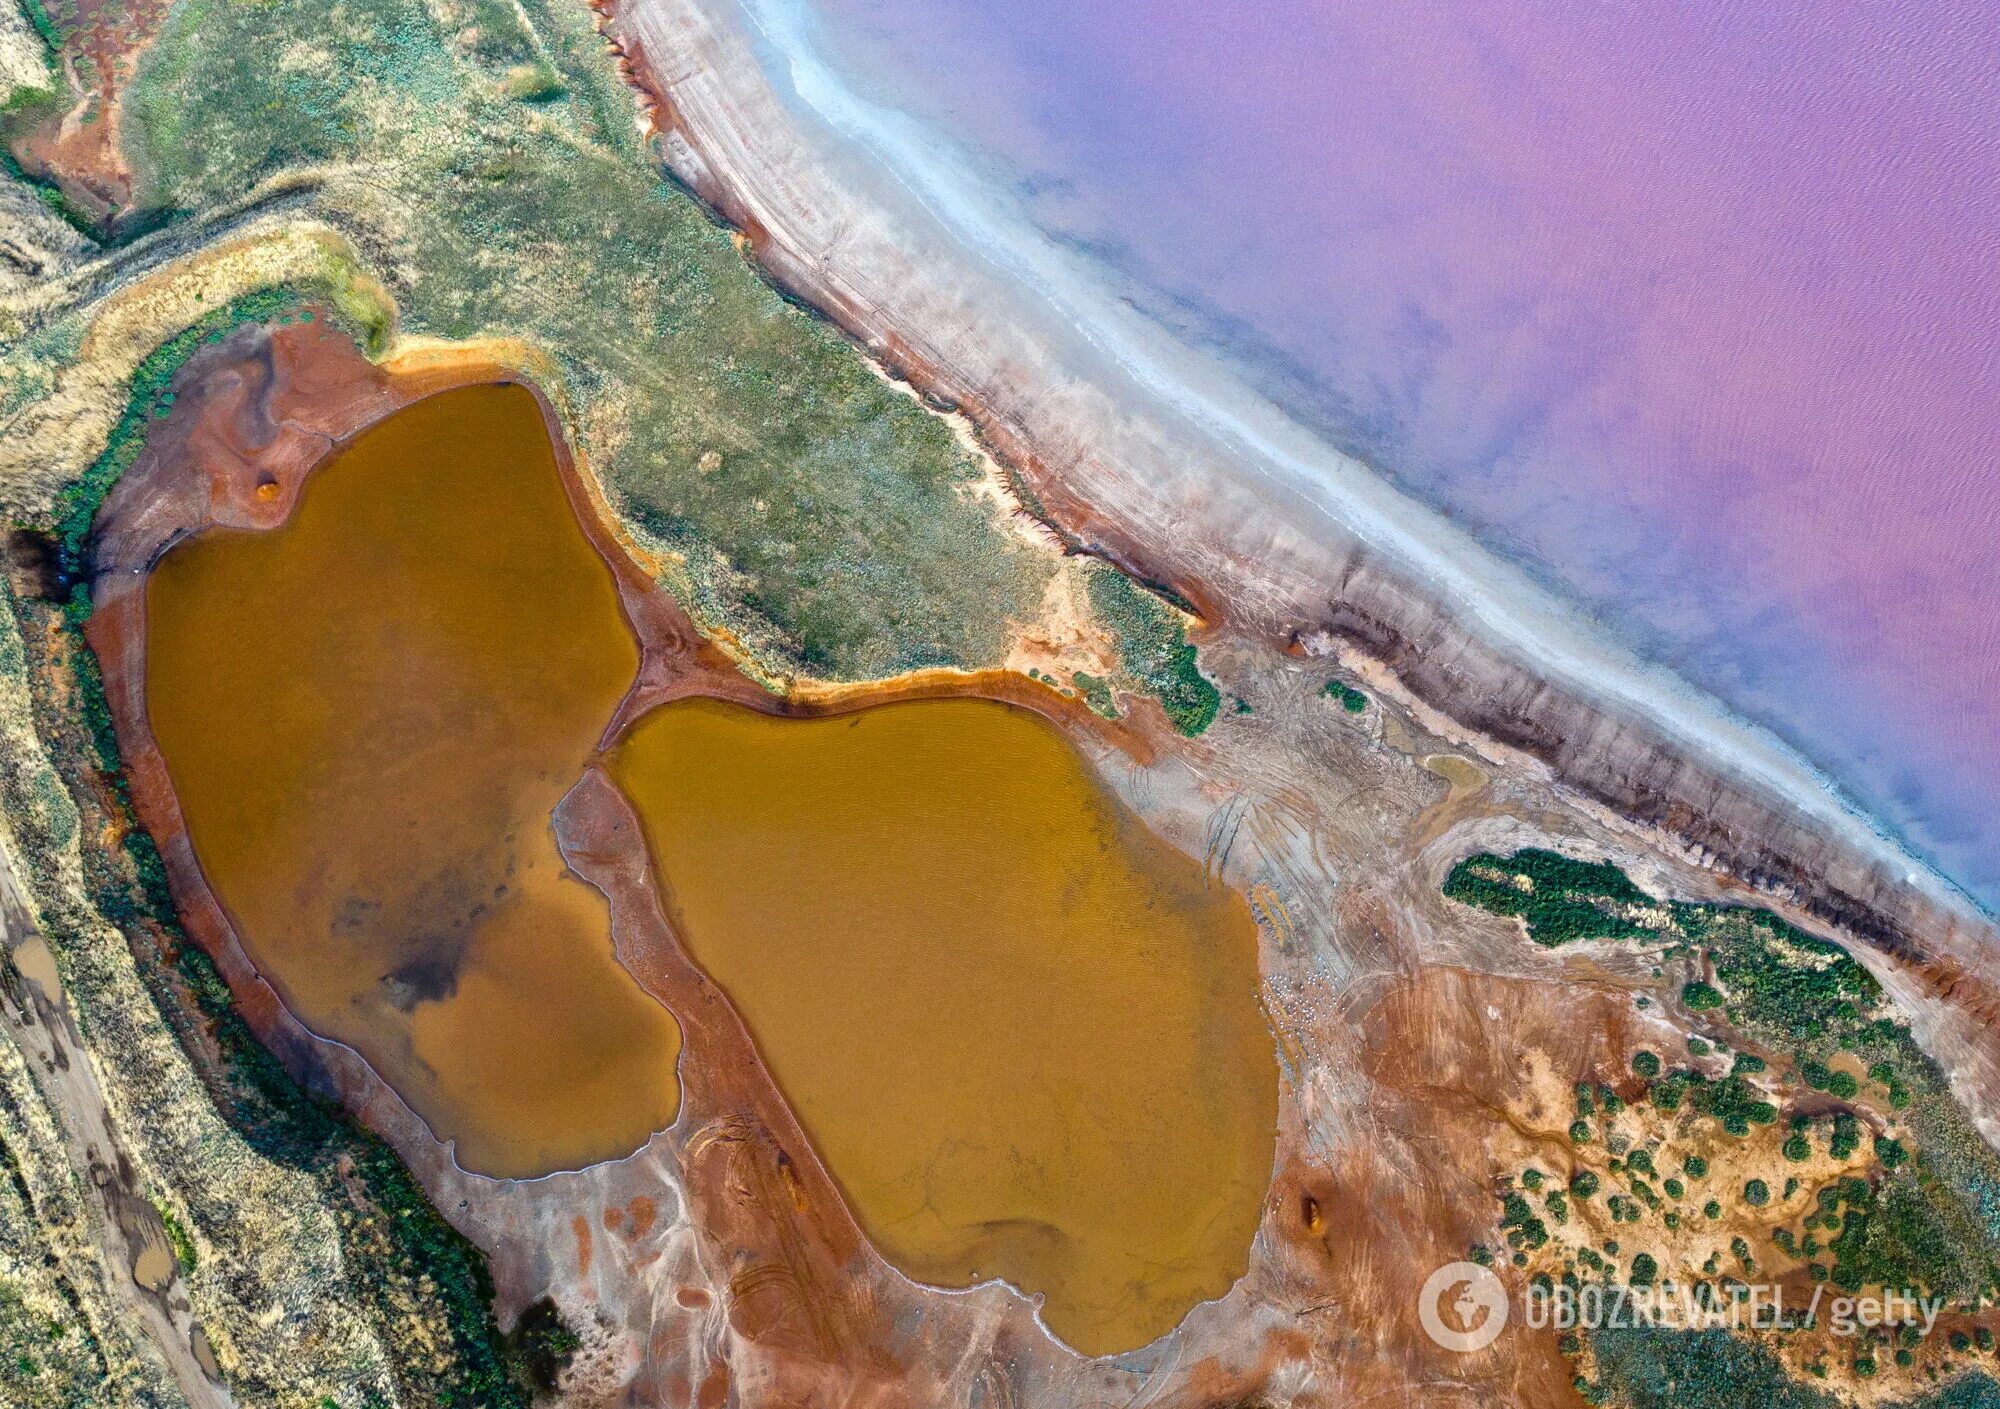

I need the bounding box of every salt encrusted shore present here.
[602,0,2000,985]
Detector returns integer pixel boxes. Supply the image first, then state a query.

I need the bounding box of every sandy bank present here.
[602,0,2000,983]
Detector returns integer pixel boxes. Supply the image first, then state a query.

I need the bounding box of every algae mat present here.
[611,697,1278,1356]
[145,382,682,1177]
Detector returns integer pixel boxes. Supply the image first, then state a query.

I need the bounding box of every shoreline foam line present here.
[667,0,1989,928]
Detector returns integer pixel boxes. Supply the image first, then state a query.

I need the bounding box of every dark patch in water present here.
[379,952,462,1011]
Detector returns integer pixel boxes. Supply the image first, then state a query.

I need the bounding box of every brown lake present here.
[144,382,683,1177]
[610,697,1278,1356]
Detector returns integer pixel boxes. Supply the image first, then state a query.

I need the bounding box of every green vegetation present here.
[16,0,62,57]
[1449,847,2000,1299]
[1697,1073,1778,1134]
[505,1297,582,1395]
[1071,670,1118,720]
[1441,849,1651,945]
[1323,679,1368,713]
[1499,1189,1549,1251]
[1705,914,1879,1044]
[149,1198,198,1274]
[1585,1327,1839,1409]
[96,0,1066,683]
[1459,844,2000,1377]
[1825,1171,1991,1297]
[1085,566,1220,735]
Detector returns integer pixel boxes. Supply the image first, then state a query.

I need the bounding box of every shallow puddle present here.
[609,697,1278,1356]
[144,383,682,1177]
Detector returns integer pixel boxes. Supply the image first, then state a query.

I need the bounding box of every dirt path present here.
[0,837,233,1409]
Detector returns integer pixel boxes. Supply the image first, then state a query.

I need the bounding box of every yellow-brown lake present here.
[144,383,683,1177]
[610,697,1278,1355]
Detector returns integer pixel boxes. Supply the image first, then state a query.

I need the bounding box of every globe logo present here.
[1418,1261,1510,1352]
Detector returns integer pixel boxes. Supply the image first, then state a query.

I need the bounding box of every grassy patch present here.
[1071,670,1118,720]
[149,1197,198,1273]
[115,0,1047,682]
[1085,565,1219,735]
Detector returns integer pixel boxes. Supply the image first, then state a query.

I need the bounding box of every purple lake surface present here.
[798,0,2000,907]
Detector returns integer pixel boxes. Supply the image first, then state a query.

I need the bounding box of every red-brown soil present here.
[10,0,174,222]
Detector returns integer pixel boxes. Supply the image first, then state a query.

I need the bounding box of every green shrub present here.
[1441,849,1653,946]
[504,1297,580,1394]
[1584,1326,1842,1409]
[1828,1173,1986,1298]
[1086,568,1219,735]
[1070,670,1118,719]
[1323,680,1368,714]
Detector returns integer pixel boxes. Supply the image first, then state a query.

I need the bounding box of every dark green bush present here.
[1442,850,1652,945]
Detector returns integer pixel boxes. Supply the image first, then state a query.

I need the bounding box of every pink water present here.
[800,0,2000,906]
